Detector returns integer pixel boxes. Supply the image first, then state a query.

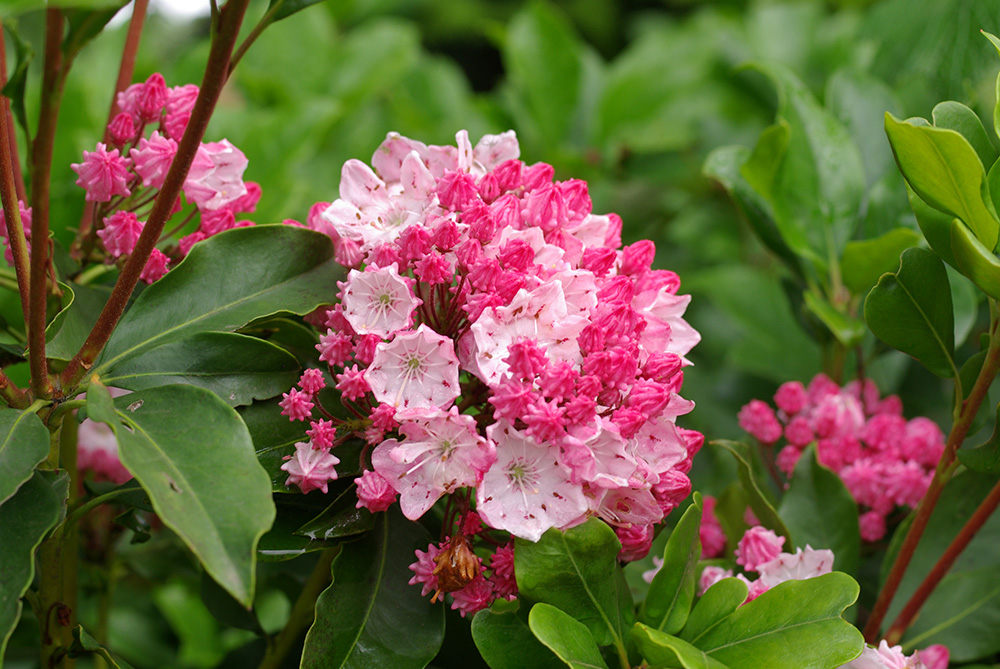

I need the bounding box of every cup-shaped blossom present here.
[341,264,421,337]
[476,420,589,542]
[71,143,132,202]
[183,139,249,210]
[757,545,834,590]
[365,324,461,411]
[839,640,929,669]
[371,408,495,520]
[281,441,339,494]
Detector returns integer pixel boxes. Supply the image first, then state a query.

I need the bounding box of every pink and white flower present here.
[365,324,460,411]
[341,264,421,337]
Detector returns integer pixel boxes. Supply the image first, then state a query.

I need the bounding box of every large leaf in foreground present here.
[515,518,632,649]
[631,624,729,669]
[864,247,955,378]
[95,226,338,373]
[0,406,49,505]
[472,605,564,669]
[301,510,444,668]
[86,383,275,607]
[101,332,299,407]
[696,572,862,668]
[0,471,68,659]
[528,603,609,669]
[640,495,702,634]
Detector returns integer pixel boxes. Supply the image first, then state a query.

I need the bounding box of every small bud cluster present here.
[839,640,948,669]
[738,374,945,541]
[278,129,702,610]
[41,73,266,282]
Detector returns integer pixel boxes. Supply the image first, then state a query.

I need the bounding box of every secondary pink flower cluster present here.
[278,129,701,612]
[66,73,260,282]
[738,374,945,541]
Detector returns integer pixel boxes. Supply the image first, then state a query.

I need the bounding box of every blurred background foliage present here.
[5,0,1000,666]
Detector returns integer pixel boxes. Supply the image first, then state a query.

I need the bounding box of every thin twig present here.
[0,26,26,202]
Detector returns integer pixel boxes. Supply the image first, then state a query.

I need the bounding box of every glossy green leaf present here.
[301,510,444,668]
[697,572,863,668]
[44,282,76,347]
[842,228,922,296]
[46,283,112,361]
[504,1,581,145]
[864,248,956,378]
[746,63,864,269]
[631,624,729,669]
[778,447,860,577]
[802,291,866,348]
[703,146,803,278]
[983,31,1000,142]
[472,605,565,669]
[883,471,1000,661]
[239,397,308,492]
[257,494,337,562]
[640,495,702,634]
[0,471,67,659]
[933,101,997,168]
[740,121,790,203]
[62,5,127,60]
[0,406,49,505]
[68,625,136,669]
[951,218,1000,301]
[712,441,792,545]
[94,226,339,374]
[907,185,959,269]
[515,518,633,649]
[958,405,1000,474]
[294,482,373,541]
[101,332,299,407]
[528,603,610,669]
[680,578,749,645]
[87,384,275,607]
[267,0,326,22]
[885,113,999,250]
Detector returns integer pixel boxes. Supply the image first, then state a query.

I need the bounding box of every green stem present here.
[257,547,338,669]
[60,0,252,390]
[39,415,74,668]
[62,485,138,531]
[863,306,1000,641]
[0,25,26,203]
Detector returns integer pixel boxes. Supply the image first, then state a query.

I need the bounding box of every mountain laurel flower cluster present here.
[278,129,702,614]
[738,374,945,541]
[28,73,264,281]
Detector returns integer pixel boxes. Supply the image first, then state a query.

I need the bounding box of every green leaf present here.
[515,517,633,649]
[982,30,1000,142]
[0,406,49,505]
[950,218,1000,301]
[864,247,956,378]
[294,482,374,541]
[239,397,308,492]
[62,5,127,61]
[528,603,610,669]
[472,605,565,669]
[778,446,860,577]
[746,63,865,270]
[68,625,136,669]
[640,495,702,634]
[884,471,1000,660]
[885,113,999,250]
[933,101,997,169]
[504,1,581,145]
[257,494,337,562]
[842,228,923,296]
[712,440,792,545]
[87,384,275,607]
[100,332,299,407]
[630,624,729,669]
[267,0,326,22]
[44,282,76,347]
[0,470,68,659]
[802,291,866,348]
[0,21,32,139]
[46,283,112,361]
[907,185,959,269]
[703,146,803,278]
[740,121,790,203]
[696,573,863,668]
[958,405,1000,474]
[94,226,339,374]
[301,511,444,668]
[680,578,749,645]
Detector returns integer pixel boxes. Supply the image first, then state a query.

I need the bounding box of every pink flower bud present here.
[355,469,397,512]
[735,526,786,572]
[107,112,136,146]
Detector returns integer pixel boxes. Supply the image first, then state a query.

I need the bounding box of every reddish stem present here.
[884,476,1000,644]
[0,27,26,203]
[27,9,67,399]
[73,0,149,261]
[60,0,252,390]
[863,321,1000,641]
